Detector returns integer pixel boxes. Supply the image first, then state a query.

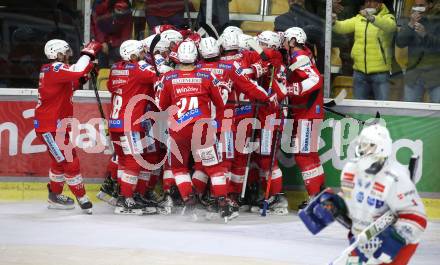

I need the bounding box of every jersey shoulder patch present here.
[51,62,65,72]
[164,71,179,81]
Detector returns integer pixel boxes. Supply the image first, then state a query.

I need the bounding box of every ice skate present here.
[181,194,199,221]
[77,195,93,214]
[96,175,117,206]
[258,194,289,216]
[144,190,160,205]
[133,193,157,214]
[47,184,75,210]
[219,197,239,223]
[114,196,144,215]
[157,192,174,215]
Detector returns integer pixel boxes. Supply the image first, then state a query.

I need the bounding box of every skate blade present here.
[82,208,93,215]
[225,212,239,223]
[257,208,289,216]
[142,207,158,215]
[114,207,143,215]
[157,207,172,215]
[250,206,260,213]
[96,191,117,206]
[47,201,75,210]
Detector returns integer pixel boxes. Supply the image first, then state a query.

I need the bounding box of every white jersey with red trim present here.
[340,159,427,247]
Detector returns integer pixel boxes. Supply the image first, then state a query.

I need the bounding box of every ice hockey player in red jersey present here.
[283,27,325,209]
[299,124,427,265]
[107,39,157,215]
[34,39,102,214]
[157,40,239,221]
[194,37,277,212]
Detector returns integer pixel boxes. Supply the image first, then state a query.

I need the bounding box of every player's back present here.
[160,69,224,128]
[107,60,154,132]
[34,62,75,132]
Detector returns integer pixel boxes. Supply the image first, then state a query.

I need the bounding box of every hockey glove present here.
[81,40,102,60]
[299,189,348,235]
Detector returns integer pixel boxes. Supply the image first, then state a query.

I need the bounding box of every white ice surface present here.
[0,202,438,265]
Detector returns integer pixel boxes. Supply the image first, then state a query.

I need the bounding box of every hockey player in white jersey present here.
[299,124,427,265]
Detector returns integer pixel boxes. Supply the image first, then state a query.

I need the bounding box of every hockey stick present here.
[329,210,397,265]
[199,21,219,39]
[90,70,114,154]
[324,107,381,125]
[240,67,275,200]
[261,100,285,216]
[149,34,161,77]
[324,89,347,108]
[184,0,194,31]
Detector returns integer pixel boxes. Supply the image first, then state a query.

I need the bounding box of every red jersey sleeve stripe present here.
[398,213,427,229]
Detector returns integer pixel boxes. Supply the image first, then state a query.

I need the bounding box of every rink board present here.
[1,89,440,218]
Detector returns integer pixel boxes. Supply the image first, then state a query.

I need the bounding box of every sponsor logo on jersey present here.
[343,172,355,181]
[367,196,376,206]
[56,119,61,128]
[235,67,243,75]
[33,119,39,128]
[373,182,385,192]
[112,79,127,85]
[212,77,220,85]
[196,72,210,79]
[375,199,385,208]
[365,181,371,189]
[172,78,202,84]
[356,191,364,203]
[166,73,178,80]
[316,105,321,114]
[53,63,63,72]
[234,105,252,116]
[111,70,129,76]
[109,119,123,128]
[177,108,201,124]
[341,180,354,189]
[42,66,50,73]
[139,63,150,71]
[218,63,232,69]
[125,64,135,69]
[397,189,416,200]
[174,85,201,95]
[195,64,202,69]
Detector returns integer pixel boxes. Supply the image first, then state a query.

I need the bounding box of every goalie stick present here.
[329,210,397,265]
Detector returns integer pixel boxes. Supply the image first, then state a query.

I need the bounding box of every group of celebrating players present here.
[35,24,325,220]
[33,21,429,264]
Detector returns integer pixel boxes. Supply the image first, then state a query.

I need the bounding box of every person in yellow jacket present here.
[333,0,396,100]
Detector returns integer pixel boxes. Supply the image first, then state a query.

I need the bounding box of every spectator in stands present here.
[274,0,325,71]
[333,0,396,100]
[92,0,132,68]
[396,0,440,103]
[132,0,147,39]
[145,0,187,31]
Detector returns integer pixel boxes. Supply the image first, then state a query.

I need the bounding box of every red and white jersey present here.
[340,159,427,253]
[286,47,323,119]
[107,60,157,132]
[34,55,93,132]
[157,68,226,131]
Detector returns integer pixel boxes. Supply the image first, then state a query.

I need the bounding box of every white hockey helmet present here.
[284,27,307,44]
[257,31,282,49]
[198,37,220,59]
[354,124,392,171]
[154,38,171,53]
[218,31,240,51]
[222,26,243,35]
[120,40,144,61]
[177,41,198,63]
[141,34,156,50]
[44,39,71,60]
[238,34,253,50]
[161,29,183,44]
